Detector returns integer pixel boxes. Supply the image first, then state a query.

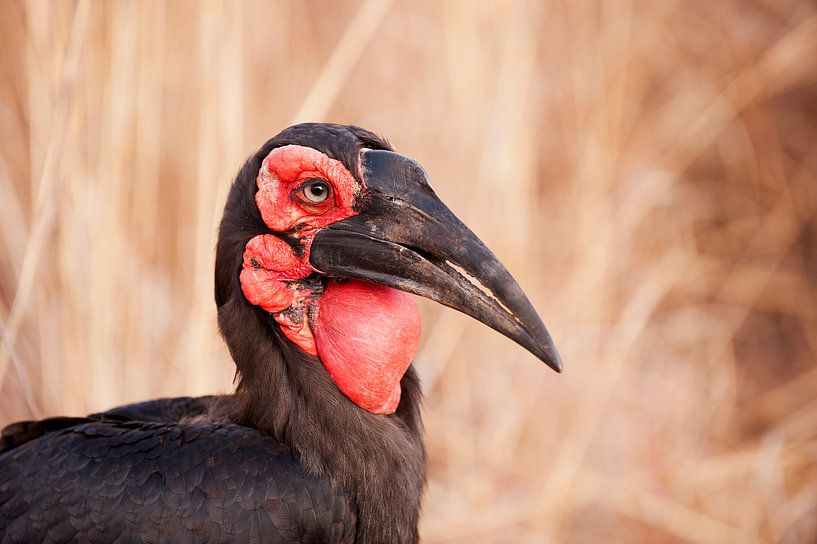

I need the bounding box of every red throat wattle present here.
[239,144,421,415]
[313,280,421,414]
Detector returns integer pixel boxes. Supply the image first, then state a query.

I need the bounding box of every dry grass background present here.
[1,0,816,542]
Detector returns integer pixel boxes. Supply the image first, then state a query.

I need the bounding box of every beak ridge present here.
[309,149,562,372]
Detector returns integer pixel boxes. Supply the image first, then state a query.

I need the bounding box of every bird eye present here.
[299,179,332,204]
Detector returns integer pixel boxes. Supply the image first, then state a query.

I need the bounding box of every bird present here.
[0,123,561,544]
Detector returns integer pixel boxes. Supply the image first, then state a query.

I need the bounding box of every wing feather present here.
[0,397,355,544]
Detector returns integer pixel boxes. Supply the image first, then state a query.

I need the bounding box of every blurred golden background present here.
[2,0,817,542]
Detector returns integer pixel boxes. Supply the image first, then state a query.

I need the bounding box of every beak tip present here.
[520,320,562,372]
[544,352,563,373]
[535,340,563,373]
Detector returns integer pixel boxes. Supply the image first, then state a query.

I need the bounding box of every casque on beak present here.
[309,149,562,372]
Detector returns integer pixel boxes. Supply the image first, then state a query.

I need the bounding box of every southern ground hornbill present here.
[0,123,561,543]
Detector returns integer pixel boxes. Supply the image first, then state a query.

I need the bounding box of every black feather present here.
[1,124,426,544]
[1,398,355,543]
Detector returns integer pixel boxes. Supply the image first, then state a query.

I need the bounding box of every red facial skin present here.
[255,145,360,234]
[240,145,421,415]
[240,234,319,354]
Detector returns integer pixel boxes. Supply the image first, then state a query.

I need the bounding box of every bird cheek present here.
[243,234,312,280]
[240,268,293,313]
[240,234,313,313]
[240,234,321,354]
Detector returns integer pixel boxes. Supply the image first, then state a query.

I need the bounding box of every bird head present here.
[216,124,560,415]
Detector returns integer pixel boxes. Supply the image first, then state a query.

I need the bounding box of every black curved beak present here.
[309,150,562,372]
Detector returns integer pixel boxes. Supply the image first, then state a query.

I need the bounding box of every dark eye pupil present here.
[302,180,330,203]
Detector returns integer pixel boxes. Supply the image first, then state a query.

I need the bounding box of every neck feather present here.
[215,145,425,543]
[219,292,426,544]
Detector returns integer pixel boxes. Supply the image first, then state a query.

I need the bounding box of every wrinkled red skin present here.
[240,145,421,414]
[240,234,319,354]
[255,145,360,234]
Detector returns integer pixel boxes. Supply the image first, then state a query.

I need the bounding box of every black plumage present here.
[0,123,560,543]
[1,398,355,544]
[1,125,424,544]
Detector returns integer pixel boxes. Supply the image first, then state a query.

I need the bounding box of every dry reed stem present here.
[291,0,394,124]
[0,0,91,416]
[1,1,816,542]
